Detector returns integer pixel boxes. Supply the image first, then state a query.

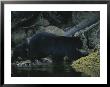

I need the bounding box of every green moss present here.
[71,51,100,77]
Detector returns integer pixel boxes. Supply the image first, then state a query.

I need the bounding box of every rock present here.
[74,21,100,50]
[16,60,31,67]
[37,25,65,36]
[36,13,50,27]
[86,25,100,49]
[36,19,50,27]
[12,29,26,45]
[71,50,100,77]
[42,58,52,63]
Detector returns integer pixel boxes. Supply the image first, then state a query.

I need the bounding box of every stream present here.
[11,61,81,77]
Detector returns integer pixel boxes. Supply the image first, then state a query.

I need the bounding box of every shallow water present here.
[11,63,81,77]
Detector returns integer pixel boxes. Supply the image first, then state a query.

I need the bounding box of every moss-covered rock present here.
[71,51,100,77]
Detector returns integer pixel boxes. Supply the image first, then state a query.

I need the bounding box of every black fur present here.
[12,32,84,63]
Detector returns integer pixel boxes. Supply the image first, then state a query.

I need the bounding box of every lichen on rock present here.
[71,50,100,77]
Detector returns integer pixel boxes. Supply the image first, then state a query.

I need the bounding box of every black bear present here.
[12,32,88,75]
[12,32,85,62]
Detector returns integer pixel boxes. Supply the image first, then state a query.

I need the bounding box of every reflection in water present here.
[11,62,81,77]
